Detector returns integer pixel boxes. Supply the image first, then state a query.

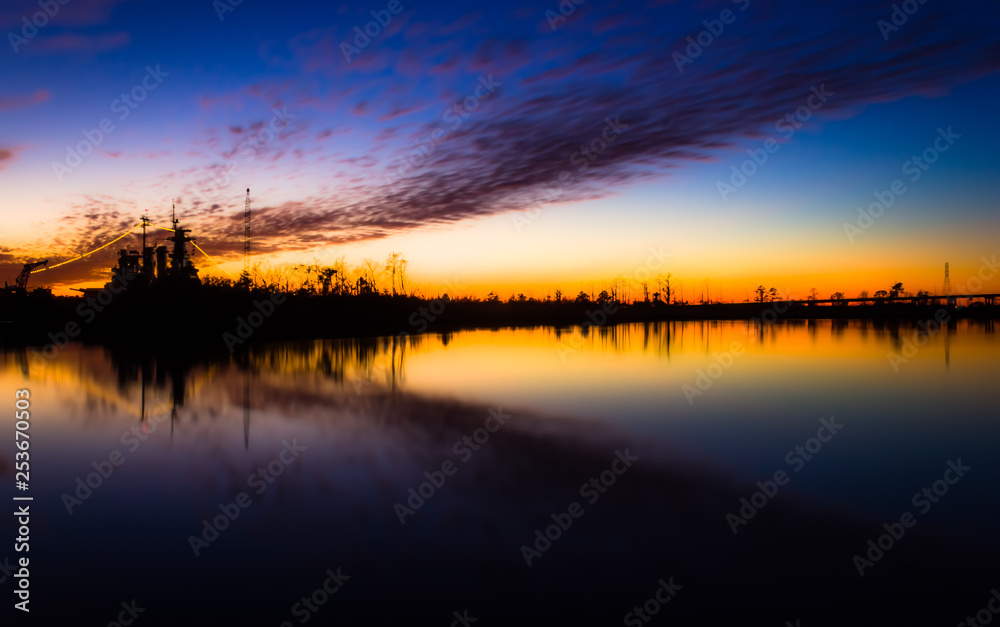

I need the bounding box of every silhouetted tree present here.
[890,282,904,299]
[398,257,408,295]
[360,258,381,293]
[236,270,252,289]
[611,276,627,302]
[355,276,374,295]
[318,267,336,295]
[294,263,316,294]
[385,252,408,296]
[575,291,590,304]
[203,275,233,288]
[332,256,350,294]
[656,273,671,305]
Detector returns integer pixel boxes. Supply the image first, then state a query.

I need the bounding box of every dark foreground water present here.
[2,320,999,625]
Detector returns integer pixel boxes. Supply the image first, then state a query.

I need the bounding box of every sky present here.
[1,0,999,299]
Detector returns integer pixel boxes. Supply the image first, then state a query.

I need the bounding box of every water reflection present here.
[1,320,998,624]
[5,319,999,446]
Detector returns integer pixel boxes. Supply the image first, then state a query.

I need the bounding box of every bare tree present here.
[385,252,399,296]
[384,252,408,296]
[332,255,350,294]
[396,255,410,296]
[655,273,672,304]
[360,258,381,293]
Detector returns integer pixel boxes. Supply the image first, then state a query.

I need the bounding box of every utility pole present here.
[243,188,251,283]
[140,214,150,250]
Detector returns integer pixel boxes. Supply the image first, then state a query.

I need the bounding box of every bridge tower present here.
[943,262,952,295]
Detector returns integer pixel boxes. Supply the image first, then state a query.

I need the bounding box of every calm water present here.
[3,320,998,625]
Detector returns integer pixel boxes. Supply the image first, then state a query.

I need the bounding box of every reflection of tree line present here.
[172,320,1000,386]
[555,322,676,358]
[9,319,994,398]
[7,318,994,448]
[240,335,427,391]
[598,319,998,357]
[22,318,988,420]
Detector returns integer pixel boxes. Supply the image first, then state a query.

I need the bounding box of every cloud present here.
[377,104,425,122]
[0,146,21,171]
[0,90,49,111]
[28,31,131,54]
[215,0,1000,249]
[0,0,134,29]
[0,197,148,287]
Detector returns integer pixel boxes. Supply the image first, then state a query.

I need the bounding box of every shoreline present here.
[1,288,996,350]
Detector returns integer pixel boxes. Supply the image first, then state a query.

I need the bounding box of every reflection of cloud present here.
[21,338,1000,624]
[171,345,1000,623]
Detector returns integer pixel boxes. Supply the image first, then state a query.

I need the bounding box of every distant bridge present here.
[774,294,999,306]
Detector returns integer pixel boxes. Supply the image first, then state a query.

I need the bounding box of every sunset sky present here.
[1,0,999,299]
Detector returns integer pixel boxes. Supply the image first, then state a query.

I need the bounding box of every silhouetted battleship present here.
[72,213,200,298]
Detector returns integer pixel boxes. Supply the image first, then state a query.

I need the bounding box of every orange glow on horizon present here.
[38,262,997,302]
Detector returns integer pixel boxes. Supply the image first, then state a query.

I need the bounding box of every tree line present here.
[209,258,937,306]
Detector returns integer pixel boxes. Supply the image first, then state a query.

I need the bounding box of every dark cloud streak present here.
[247,0,1000,246]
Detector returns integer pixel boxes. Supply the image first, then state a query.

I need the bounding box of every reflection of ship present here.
[73,209,200,298]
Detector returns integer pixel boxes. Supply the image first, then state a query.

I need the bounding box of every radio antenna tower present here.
[243,188,251,283]
[943,262,952,295]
